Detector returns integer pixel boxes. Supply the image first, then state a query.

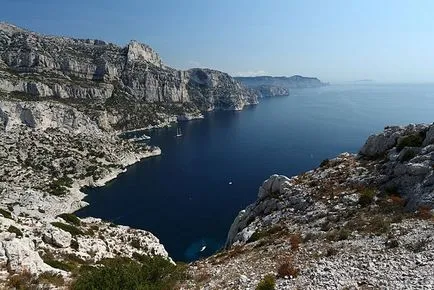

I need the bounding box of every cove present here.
[76,83,434,262]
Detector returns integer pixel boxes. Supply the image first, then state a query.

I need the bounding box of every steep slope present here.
[0,22,258,130]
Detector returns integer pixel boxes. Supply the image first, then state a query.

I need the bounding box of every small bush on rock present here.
[42,253,76,272]
[51,222,83,236]
[0,208,13,219]
[416,206,433,220]
[37,272,65,287]
[70,239,79,251]
[358,189,375,207]
[256,274,276,290]
[277,260,299,278]
[289,233,301,251]
[396,134,423,151]
[320,159,330,167]
[58,213,81,226]
[401,150,416,162]
[7,270,33,289]
[7,225,23,237]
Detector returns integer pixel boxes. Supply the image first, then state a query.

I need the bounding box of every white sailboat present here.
[176,127,183,137]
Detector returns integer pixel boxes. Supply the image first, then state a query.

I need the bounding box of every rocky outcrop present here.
[0,22,258,130]
[226,124,434,249]
[359,123,434,210]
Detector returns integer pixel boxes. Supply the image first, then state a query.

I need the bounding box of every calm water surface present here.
[76,83,434,261]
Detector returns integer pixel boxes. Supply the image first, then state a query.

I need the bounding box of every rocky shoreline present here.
[0,99,170,288]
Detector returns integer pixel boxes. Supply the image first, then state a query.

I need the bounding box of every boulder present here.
[43,226,72,248]
[360,126,403,157]
[2,238,56,275]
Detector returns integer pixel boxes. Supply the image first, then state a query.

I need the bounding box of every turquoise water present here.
[76,83,434,262]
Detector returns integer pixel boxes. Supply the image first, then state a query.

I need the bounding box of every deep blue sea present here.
[76,83,434,262]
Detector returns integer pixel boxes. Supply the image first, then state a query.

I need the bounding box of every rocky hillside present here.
[0,22,258,131]
[184,123,434,289]
[235,75,327,90]
[0,97,171,288]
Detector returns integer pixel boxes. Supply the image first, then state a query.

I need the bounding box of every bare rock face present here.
[127,41,162,67]
[0,236,59,275]
[0,22,258,130]
[359,124,428,158]
[0,100,101,133]
[42,226,72,248]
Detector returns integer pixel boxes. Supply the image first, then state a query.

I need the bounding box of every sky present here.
[1,0,433,83]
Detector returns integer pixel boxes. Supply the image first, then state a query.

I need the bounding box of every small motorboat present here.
[175,127,183,137]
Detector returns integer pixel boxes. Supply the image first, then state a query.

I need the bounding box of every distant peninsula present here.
[235,75,328,90]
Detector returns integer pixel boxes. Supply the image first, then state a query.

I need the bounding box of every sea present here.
[75,83,434,262]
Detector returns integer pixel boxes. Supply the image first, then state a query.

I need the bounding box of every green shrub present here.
[7,270,33,289]
[7,225,23,237]
[0,208,13,219]
[58,213,81,226]
[396,134,423,151]
[256,274,276,290]
[367,216,391,234]
[248,226,283,243]
[71,239,79,251]
[51,222,83,236]
[326,228,351,241]
[37,272,65,287]
[71,256,185,290]
[320,159,330,167]
[47,176,74,196]
[130,238,142,250]
[358,189,375,207]
[43,257,75,271]
[401,150,416,162]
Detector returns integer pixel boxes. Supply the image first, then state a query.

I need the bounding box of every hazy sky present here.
[1,0,433,83]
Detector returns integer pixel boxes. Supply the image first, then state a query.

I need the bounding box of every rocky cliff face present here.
[0,22,258,130]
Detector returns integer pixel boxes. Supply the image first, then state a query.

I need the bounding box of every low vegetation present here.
[0,208,13,219]
[47,176,74,196]
[42,253,76,272]
[289,233,301,251]
[71,256,186,290]
[277,259,299,278]
[57,213,81,226]
[248,225,284,243]
[51,222,83,236]
[358,188,375,207]
[7,225,23,237]
[255,274,276,290]
[396,134,424,151]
